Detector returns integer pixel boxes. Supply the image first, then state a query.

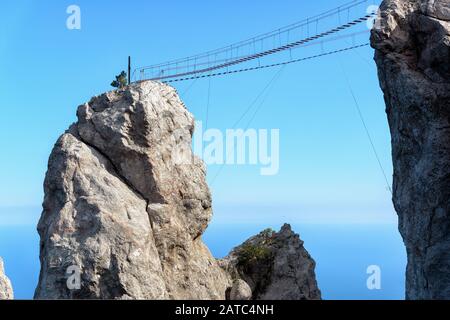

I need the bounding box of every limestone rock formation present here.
[220,224,321,300]
[35,81,229,299]
[229,279,252,300]
[371,0,450,299]
[35,80,321,300]
[0,257,13,300]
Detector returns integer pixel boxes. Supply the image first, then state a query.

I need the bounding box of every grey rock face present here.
[0,257,13,300]
[35,81,321,300]
[220,224,321,300]
[371,0,450,299]
[35,81,229,299]
[229,279,252,300]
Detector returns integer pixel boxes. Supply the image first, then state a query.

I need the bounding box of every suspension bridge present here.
[126,0,391,192]
[130,0,378,84]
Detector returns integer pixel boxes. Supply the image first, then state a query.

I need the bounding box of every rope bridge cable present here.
[244,65,287,130]
[134,0,370,78]
[338,59,393,195]
[160,43,370,83]
[229,66,286,129]
[159,29,371,84]
[210,66,286,185]
[133,1,373,81]
[142,13,375,82]
[205,77,211,130]
[180,78,198,97]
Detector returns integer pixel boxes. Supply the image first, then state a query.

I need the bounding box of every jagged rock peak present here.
[220,224,321,300]
[371,0,450,299]
[0,257,13,300]
[35,81,229,299]
[35,81,322,300]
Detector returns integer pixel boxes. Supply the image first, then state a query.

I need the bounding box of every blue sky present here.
[0,0,408,300]
[0,0,392,225]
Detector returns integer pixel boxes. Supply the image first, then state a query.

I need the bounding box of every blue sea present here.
[0,210,406,300]
[204,222,406,300]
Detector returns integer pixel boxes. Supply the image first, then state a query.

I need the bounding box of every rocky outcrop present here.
[35,81,229,299]
[220,224,321,300]
[0,257,13,300]
[229,279,252,300]
[35,81,321,300]
[371,0,450,299]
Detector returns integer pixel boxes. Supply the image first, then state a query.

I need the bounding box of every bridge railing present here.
[132,0,376,83]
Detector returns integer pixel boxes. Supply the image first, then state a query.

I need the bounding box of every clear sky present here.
[0,0,409,300]
[0,0,391,225]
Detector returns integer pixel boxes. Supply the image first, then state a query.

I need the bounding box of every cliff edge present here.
[371,0,450,299]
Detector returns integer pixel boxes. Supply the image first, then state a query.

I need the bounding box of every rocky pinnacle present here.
[0,257,13,300]
[34,82,229,299]
[371,0,450,299]
[34,81,321,299]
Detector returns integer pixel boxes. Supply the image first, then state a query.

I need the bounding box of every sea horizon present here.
[0,206,405,300]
